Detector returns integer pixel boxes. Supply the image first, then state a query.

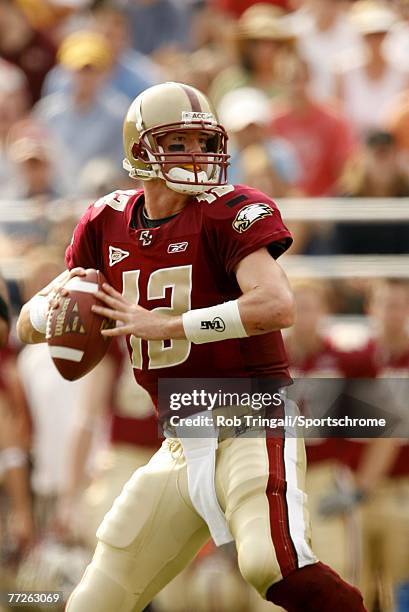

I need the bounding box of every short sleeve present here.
[206,192,292,275]
[65,206,98,270]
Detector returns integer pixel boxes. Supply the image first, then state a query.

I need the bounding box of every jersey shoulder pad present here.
[198,184,277,221]
[87,189,142,221]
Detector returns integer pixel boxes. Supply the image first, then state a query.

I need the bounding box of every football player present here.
[17,82,365,611]
[0,277,33,563]
[0,346,34,565]
[324,279,409,611]
[284,280,365,585]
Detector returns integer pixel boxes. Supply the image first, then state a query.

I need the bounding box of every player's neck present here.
[143,180,190,220]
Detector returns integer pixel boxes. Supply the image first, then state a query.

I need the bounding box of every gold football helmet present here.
[123,82,229,194]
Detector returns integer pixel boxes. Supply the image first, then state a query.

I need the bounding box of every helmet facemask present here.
[129,120,230,195]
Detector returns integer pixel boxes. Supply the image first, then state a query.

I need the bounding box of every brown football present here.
[46,269,115,381]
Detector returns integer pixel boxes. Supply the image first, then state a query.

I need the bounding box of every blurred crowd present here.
[1,0,409,254]
[1,1,409,611]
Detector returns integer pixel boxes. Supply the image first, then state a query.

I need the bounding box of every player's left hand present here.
[92,283,172,340]
[318,485,365,517]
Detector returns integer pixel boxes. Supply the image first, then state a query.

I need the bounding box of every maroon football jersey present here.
[66,184,293,407]
[286,337,347,465]
[288,337,348,379]
[340,339,409,478]
[286,337,378,465]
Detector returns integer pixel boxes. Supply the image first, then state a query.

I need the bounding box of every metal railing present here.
[2,197,409,279]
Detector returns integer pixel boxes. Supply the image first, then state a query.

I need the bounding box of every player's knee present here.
[66,564,137,612]
[238,543,280,596]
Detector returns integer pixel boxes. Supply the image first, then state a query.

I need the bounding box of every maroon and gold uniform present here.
[286,337,370,584]
[341,339,409,611]
[65,185,292,407]
[64,185,325,612]
[66,184,365,612]
[340,339,409,476]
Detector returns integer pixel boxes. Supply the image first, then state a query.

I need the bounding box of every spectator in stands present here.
[78,157,136,199]
[186,2,236,56]
[94,4,162,97]
[293,0,362,101]
[339,130,409,198]
[336,0,408,135]
[163,48,228,98]
[0,398,33,559]
[0,0,56,104]
[322,279,409,612]
[43,4,162,102]
[332,130,409,254]
[0,61,30,192]
[6,127,62,201]
[384,0,409,72]
[0,388,34,573]
[0,339,34,562]
[209,3,295,106]
[46,214,82,260]
[16,0,92,44]
[270,55,356,196]
[218,86,300,196]
[387,89,409,153]
[121,0,191,58]
[214,0,291,16]
[285,280,366,584]
[1,120,70,250]
[35,31,128,186]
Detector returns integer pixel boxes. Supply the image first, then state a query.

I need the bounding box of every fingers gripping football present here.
[48,268,87,311]
[92,283,170,340]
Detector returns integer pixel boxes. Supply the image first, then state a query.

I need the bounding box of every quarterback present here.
[17,82,366,611]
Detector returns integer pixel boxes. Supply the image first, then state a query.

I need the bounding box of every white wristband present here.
[29,294,49,334]
[182,300,247,344]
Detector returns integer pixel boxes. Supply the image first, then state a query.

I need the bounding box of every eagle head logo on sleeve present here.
[232,203,273,233]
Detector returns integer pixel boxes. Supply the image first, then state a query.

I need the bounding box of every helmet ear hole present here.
[132,142,148,161]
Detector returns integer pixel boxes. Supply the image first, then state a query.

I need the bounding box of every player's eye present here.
[168,143,186,152]
[204,135,219,153]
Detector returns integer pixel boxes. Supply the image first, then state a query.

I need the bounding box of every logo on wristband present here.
[200,317,226,332]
